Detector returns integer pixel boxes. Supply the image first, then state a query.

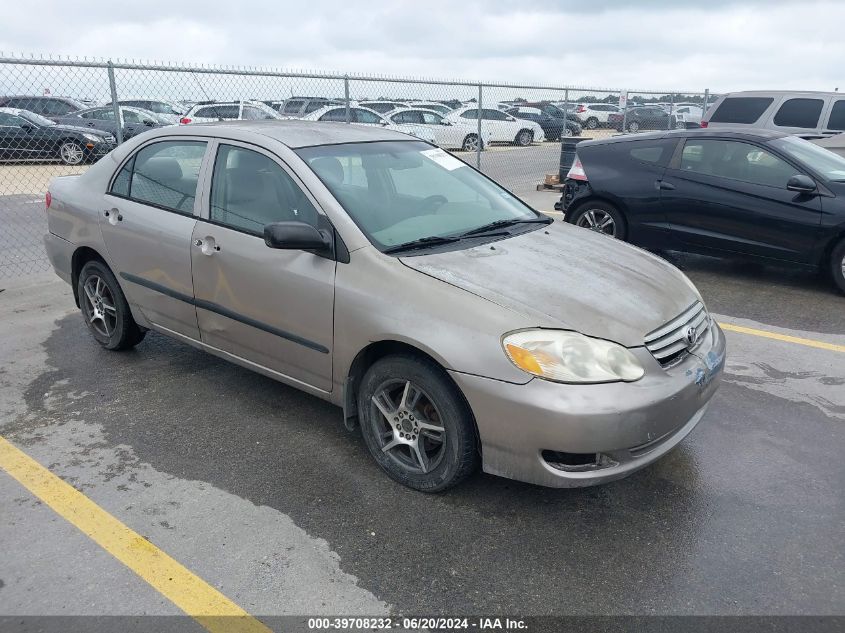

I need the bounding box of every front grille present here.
[104,135,116,143]
[644,301,710,365]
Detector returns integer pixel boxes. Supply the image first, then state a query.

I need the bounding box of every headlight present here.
[82,133,103,143]
[502,329,644,383]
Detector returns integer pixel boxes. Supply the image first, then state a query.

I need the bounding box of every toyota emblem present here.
[684,326,698,348]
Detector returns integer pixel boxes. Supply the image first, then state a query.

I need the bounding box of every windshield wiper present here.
[382,235,462,254]
[457,216,552,237]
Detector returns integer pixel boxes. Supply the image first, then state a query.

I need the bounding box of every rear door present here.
[660,137,822,262]
[101,138,210,339]
[190,141,335,392]
[767,97,826,136]
[822,99,845,136]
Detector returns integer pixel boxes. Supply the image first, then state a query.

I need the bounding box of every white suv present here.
[702,91,845,137]
[568,103,621,129]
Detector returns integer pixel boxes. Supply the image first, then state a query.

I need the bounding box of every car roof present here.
[718,90,843,98]
[581,127,791,148]
[152,119,414,148]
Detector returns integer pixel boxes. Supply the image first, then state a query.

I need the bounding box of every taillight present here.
[179,117,192,124]
[566,157,588,182]
[700,120,709,128]
[576,105,586,113]
[45,191,52,209]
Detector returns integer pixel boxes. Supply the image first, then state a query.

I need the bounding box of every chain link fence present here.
[0,54,713,279]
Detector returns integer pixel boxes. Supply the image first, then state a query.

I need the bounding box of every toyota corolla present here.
[44,121,725,492]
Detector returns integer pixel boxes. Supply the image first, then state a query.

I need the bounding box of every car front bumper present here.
[449,322,726,488]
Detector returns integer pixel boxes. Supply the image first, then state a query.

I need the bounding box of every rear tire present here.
[515,129,533,146]
[627,121,640,133]
[830,238,845,295]
[571,201,627,240]
[461,134,482,152]
[77,260,146,350]
[585,117,599,129]
[358,354,479,492]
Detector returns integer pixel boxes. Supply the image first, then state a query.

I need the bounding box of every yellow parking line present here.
[718,322,845,353]
[0,435,272,633]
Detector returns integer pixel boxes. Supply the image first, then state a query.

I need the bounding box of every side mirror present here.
[20,123,34,133]
[786,174,817,193]
[264,221,332,252]
[143,119,156,126]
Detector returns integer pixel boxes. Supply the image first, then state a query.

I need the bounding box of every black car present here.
[506,106,582,139]
[559,129,845,293]
[515,102,583,138]
[53,106,166,140]
[0,108,116,165]
[609,106,680,133]
[0,95,86,120]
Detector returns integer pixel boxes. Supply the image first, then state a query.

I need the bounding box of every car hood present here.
[399,221,703,348]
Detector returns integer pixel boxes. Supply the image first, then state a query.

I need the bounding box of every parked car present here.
[302,105,437,143]
[702,91,845,138]
[444,106,545,145]
[672,105,704,128]
[274,97,344,117]
[179,101,285,124]
[569,103,621,129]
[813,132,845,158]
[43,121,724,491]
[505,106,581,140]
[53,106,169,140]
[109,99,187,124]
[0,107,115,165]
[407,101,453,115]
[360,101,410,114]
[560,128,845,293]
[0,95,86,120]
[517,102,584,137]
[609,106,680,132]
[385,107,491,151]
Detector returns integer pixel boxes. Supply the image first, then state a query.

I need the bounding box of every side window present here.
[283,100,304,114]
[354,109,384,124]
[393,111,424,124]
[303,101,325,114]
[319,108,347,122]
[91,109,115,121]
[210,145,320,234]
[773,98,824,129]
[826,100,845,131]
[114,141,207,212]
[710,97,774,124]
[243,106,271,120]
[482,109,509,120]
[420,111,442,125]
[0,113,24,127]
[629,139,676,165]
[680,139,797,188]
[460,109,478,120]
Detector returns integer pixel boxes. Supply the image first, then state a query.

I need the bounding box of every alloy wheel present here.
[82,275,117,338]
[577,209,617,237]
[518,130,533,146]
[370,379,447,475]
[462,135,479,152]
[60,142,84,165]
[628,122,639,133]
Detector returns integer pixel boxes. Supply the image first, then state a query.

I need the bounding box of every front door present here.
[100,138,209,339]
[660,138,822,263]
[190,142,335,392]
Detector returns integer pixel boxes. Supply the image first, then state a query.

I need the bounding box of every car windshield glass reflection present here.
[771,136,845,181]
[296,141,543,252]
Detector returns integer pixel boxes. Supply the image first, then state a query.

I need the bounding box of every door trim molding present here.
[119,272,330,354]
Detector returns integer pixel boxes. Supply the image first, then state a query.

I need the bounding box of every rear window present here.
[710,97,774,124]
[772,98,824,129]
[827,100,845,131]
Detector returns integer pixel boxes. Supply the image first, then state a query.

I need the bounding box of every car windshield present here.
[296,140,543,252]
[771,135,845,182]
[18,110,55,127]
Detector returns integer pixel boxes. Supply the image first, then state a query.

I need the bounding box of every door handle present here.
[656,180,676,191]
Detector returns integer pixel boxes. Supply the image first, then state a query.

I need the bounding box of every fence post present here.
[476,83,482,169]
[344,75,350,124]
[621,90,629,133]
[106,61,123,145]
[702,88,710,119]
[562,88,569,139]
[668,94,675,131]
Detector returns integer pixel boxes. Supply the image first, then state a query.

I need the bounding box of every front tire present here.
[77,260,146,350]
[830,238,845,295]
[515,129,533,146]
[585,117,599,129]
[461,134,482,152]
[571,201,627,240]
[358,354,479,492]
[627,121,640,133]
[59,141,85,165]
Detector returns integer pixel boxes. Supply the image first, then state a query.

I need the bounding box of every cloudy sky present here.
[1,0,842,93]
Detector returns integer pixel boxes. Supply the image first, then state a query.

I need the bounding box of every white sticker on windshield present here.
[421,148,466,171]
